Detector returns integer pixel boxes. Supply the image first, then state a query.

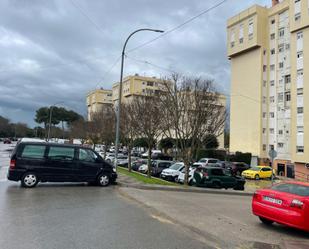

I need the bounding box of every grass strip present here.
[118,167,178,186]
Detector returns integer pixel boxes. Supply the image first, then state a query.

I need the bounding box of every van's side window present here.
[48,147,74,161]
[21,145,46,159]
[79,149,97,162]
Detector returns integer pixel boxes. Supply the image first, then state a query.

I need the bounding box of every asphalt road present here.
[0,182,213,249]
[120,188,309,249]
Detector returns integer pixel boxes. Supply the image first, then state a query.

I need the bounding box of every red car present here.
[252,181,309,232]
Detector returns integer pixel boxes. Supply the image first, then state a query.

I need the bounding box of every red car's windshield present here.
[271,183,309,197]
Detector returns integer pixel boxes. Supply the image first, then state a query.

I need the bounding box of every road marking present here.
[151,214,174,224]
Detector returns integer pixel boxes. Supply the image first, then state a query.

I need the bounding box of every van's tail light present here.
[203,172,209,179]
[290,199,304,209]
[10,159,16,169]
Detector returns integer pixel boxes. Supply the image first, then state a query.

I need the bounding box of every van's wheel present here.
[97,174,110,187]
[188,179,193,186]
[21,172,38,188]
[255,174,260,180]
[259,217,274,225]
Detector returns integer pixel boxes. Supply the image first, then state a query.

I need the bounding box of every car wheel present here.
[174,176,178,182]
[255,174,260,180]
[213,181,221,189]
[188,179,193,186]
[259,217,274,225]
[97,174,110,187]
[21,172,39,188]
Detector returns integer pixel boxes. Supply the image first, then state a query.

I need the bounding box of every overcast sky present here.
[0,0,270,127]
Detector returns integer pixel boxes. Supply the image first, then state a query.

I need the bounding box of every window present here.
[270,80,275,86]
[279,62,284,68]
[279,130,283,135]
[297,69,304,76]
[270,128,274,134]
[263,96,266,104]
[297,146,304,153]
[286,44,290,50]
[270,33,275,40]
[271,19,275,25]
[278,143,284,148]
[263,112,266,118]
[269,145,274,150]
[21,145,46,159]
[295,13,301,21]
[270,112,275,118]
[271,183,309,196]
[263,128,266,134]
[297,107,304,114]
[263,81,267,87]
[271,49,275,55]
[48,146,75,161]
[297,126,304,133]
[79,148,98,162]
[239,24,244,42]
[270,96,275,103]
[270,65,275,71]
[248,20,254,39]
[297,32,303,39]
[211,169,224,176]
[285,92,291,102]
[297,51,303,59]
[278,44,284,52]
[147,81,154,86]
[297,88,303,95]
[278,93,284,102]
[279,28,285,37]
[285,75,291,83]
[263,144,266,151]
[263,65,267,72]
[231,41,235,48]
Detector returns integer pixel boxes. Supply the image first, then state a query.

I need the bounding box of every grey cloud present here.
[0,0,270,126]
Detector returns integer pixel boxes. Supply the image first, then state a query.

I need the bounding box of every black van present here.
[7,142,117,188]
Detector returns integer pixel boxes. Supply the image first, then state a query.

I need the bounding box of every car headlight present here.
[113,167,116,173]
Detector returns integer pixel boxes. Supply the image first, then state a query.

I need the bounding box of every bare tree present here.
[70,118,88,144]
[121,103,139,172]
[129,95,164,178]
[160,74,226,185]
[91,105,115,158]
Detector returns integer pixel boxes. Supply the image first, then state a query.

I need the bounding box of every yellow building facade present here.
[227,0,309,180]
[86,89,113,121]
[112,74,168,103]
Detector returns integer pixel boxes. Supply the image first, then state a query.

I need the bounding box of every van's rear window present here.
[21,145,46,159]
[271,183,309,197]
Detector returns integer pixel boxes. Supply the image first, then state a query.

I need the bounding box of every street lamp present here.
[47,101,64,141]
[114,28,164,168]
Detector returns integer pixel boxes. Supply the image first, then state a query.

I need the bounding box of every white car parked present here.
[177,162,204,185]
[160,162,184,181]
[138,164,148,174]
[198,158,219,166]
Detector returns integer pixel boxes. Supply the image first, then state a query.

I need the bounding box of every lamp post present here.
[47,101,64,141]
[114,28,164,168]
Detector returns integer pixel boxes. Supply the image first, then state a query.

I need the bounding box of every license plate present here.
[263,196,282,205]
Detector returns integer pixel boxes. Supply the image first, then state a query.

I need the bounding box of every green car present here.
[193,167,245,190]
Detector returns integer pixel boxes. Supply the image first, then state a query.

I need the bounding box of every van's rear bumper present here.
[7,169,24,181]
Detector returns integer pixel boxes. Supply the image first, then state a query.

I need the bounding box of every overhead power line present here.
[127,0,228,53]
[69,0,106,36]
[125,54,177,74]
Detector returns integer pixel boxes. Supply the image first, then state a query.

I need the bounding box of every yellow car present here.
[241,166,274,180]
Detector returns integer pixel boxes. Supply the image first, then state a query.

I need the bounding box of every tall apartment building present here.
[86,89,113,120]
[227,0,309,180]
[112,74,168,103]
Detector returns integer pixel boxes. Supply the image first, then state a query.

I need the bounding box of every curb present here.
[117,182,254,197]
